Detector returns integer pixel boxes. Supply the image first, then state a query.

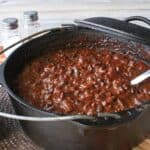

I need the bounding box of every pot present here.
[0,16,150,150]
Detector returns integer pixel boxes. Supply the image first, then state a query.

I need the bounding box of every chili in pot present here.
[15,36,150,116]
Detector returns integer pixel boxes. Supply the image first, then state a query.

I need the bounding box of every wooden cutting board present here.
[134,137,150,150]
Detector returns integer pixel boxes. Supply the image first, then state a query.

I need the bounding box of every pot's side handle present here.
[0,29,52,56]
[125,16,150,26]
[0,112,120,122]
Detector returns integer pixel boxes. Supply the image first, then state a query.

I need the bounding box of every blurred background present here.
[0,0,149,28]
[0,0,149,62]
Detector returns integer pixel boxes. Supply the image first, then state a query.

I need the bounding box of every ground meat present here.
[15,39,150,115]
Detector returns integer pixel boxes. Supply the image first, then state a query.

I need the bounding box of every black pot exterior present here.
[0,17,150,150]
[11,95,150,150]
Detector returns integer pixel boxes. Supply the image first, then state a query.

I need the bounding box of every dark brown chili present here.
[15,38,150,116]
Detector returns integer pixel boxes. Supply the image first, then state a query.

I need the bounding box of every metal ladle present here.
[130,70,150,85]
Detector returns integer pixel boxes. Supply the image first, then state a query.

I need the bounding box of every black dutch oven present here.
[0,16,150,150]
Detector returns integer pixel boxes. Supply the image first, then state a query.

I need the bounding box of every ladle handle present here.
[0,111,120,122]
[130,70,150,85]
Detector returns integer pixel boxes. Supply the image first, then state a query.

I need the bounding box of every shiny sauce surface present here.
[15,39,150,115]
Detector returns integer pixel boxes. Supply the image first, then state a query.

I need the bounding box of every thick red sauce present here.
[15,38,150,115]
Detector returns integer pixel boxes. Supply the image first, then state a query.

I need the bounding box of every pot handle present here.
[0,29,52,55]
[125,16,150,26]
[0,111,120,122]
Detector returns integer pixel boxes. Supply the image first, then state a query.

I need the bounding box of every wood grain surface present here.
[133,135,150,150]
